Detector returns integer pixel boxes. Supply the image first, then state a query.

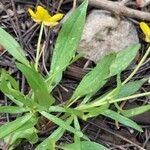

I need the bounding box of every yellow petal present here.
[140,22,150,36]
[145,36,150,43]
[36,6,50,20]
[28,8,36,18]
[43,21,58,26]
[32,18,42,23]
[50,13,64,22]
[28,8,41,23]
[43,14,52,22]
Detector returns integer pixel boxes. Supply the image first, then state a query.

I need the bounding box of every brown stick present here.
[65,0,150,21]
[87,0,150,21]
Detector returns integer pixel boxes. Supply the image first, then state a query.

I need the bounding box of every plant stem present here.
[123,46,150,85]
[103,91,150,105]
[77,91,150,110]
[35,23,44,71]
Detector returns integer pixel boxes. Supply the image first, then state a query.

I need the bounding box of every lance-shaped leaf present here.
[48,0,88,87]
[4,116,38,148]
[16,63,55,108]
[102,109,143,132]
[109,44,140,76]
[61,141,108,150]
[40,111,83,138]
[0,113,33,139]
[0,106,28,114]
[115,78,147,99]
[0,78,34,107]
[121,104,150,117]
[71,53,116,101]
[0,27,29,66]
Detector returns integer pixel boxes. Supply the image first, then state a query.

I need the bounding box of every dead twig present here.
[87,0,150,21]
[57,0,64,12]
[73,0,77,10]
[10,0,24,46]
[65,0,150,21]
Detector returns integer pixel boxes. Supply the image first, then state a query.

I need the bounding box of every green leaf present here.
[14,114,38,133]
[71,53,116,101]
[93,74,122,105]
[6,127,38,147]
[121,104,150,117]
[35,116,73,150]
[78,78,147,111]
[115,78,147,99]
[0,27,29,66]
[0,79,34,107]
[83,104,109,120]
[0,106,28,113]
[102,109,143,132]
[0,69,19,90]
[109,44,140,76]
[73,116,81,147]
[40,111,83,138]
[4,116,38,149]
[0,75,46,111]
[90,78,147,111]
[0,113,33,139]
[94,78,147,105]
[16,63,55,107]
[61,141,108,150]
[48,0,88,87]
[49,106,83,117]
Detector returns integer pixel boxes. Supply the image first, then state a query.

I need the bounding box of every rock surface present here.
[79,10,139,62]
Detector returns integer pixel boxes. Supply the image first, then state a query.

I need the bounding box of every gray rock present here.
[79,10,139,62]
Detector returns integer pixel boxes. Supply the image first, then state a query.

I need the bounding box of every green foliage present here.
[5,127,38,149]
[49,106,83,117]
[109,44,140,76]
[0,113,35,139]
[0,106,28,113]
[83,104,109,120]
[115,78,148,99]
[4,117,38,149]
[77,76,147,110]
[0,69,19,90]
[0,28,29,66]
[16,63,55,108]
[40,111,83,138]
[71,53,116,101]
[0,0,150,149]
[61,141,108,150]
[121,104,150,117]
[0,74,35,107]
[48,0,88,88]
[102,109,143,132]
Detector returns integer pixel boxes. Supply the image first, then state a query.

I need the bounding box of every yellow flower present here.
[28,6,64,26]
[139,22,150,43]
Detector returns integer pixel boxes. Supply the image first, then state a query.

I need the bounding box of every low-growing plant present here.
[0,0,150,149]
